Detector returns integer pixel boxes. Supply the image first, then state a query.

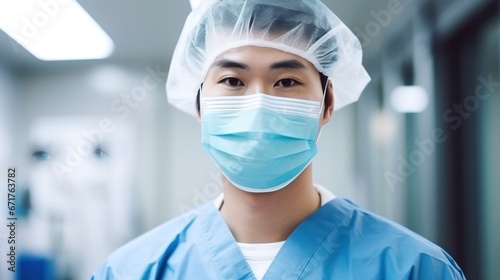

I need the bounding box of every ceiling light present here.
[390,86,429,113]
[0,0,114,61]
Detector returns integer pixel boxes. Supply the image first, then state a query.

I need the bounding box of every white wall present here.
[17,66,160,229]
[16,65,166,279]
[313,105,361,201]
[160,107,221,219]
[0,66,15,173]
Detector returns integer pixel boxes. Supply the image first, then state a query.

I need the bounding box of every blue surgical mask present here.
[201,93,324,193]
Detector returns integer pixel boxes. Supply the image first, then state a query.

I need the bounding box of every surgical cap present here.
[166,0,371,117]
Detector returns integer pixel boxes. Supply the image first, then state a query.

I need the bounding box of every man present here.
[93,0,465,279]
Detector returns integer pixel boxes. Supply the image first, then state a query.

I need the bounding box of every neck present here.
[220,165,320,243]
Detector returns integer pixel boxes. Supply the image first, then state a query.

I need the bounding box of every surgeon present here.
[93,0,466,279]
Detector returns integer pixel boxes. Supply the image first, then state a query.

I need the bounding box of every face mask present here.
[201,92,325,193]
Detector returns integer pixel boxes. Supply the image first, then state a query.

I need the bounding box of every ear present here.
[196,88,202,122]
[321,80,334,125]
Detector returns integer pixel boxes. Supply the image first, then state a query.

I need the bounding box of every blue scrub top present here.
[92,198,465,279]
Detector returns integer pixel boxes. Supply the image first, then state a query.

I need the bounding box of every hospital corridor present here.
[0,0,499,279]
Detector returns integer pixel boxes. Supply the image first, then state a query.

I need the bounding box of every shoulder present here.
[91,204,209,279]
[327,198,466,279]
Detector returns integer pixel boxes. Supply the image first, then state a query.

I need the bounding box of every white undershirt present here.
[213,184,336,280]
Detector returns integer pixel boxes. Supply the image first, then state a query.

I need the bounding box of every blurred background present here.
[0,0,498,279]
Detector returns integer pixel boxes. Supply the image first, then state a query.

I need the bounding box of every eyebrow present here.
[270,59,307,70]
[211,59,249,70]
[211,58,308,72]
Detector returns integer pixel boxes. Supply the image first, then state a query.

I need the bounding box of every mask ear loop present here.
[316,77,330,144]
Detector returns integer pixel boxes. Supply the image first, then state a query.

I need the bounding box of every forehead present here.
[209,45,319,72]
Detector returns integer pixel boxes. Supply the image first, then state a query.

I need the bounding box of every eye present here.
[275,78,299,88]
[32,150,52,161]
[93,147,109,159]
[220,77,244,87]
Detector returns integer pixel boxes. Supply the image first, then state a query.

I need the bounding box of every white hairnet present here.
[166,0,371,117]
